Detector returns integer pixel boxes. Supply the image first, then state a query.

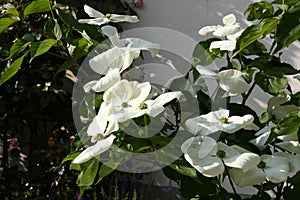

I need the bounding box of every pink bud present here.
[8,138,19,150]
[133,0,143,8]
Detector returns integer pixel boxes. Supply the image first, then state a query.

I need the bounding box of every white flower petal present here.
[275,152,300,176]
[218,69,251,96]
[91,68,121,92]
[128,81,151,107]
[212,23,241,37]
[72,135,116,164]
[89,47,124,74]
[78,18,109,26]
[262,155,289,183]
[198,25,218,35]
[122,38,160,57]
[147,91,181,107]
[110,14,139,23]
[196,65,218,77]
[230,167,265,187]
[249,127,271,150]
[227,29,244,41]
[184,116,218,135]
[101,25,121,47]
[198,136,217,159]
[83,80,98,93]
[189,155,224,177]
[222,14,236,26]
[222,114,254,133]
[276,141,300,154]
[83,5,104,18]
[209,40,237,51]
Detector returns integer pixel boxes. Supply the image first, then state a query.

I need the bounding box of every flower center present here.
[121,102,129,108]
[91,134,104,143]
[219,117,229,124]
[257,161,266,169]
[139,102,148,110]
[105,13,111,19]
[216,150,226,158]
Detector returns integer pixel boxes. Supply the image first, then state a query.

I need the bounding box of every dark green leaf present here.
[97,161,119,183]
[8,39,31,59]
[30,39,57,61]
[23,0,51,17]
[255,71,288,95]
[274,2,300,52]
[44,18,62,40]
[76,159,99,186]
[273,111,300,136]
[272,0,300,6]
[245,1,274,21]
[0,52,27,86]
[61,152,80,165]
[192,38,222,66]
[233,18,278,57]
[0,17,19,33]
[56,8,78,27]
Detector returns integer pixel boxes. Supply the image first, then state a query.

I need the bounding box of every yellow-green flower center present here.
[91,134,104,143]
[121,102,129,108]
[139,102,148,110]
[257,161,266,169]
[216,150,226,158]
[219,117,229,124]
[105,13,111,18]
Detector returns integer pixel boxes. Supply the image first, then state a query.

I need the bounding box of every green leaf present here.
[274,2,300,53]
[30,39,57,61]
[245,1,274,21]
[8,39,31,59]
[56,8,78,27]
[272,0,300,6]
[23,0,51,17]
[76,159,99,186]
[233,18,278,57]
[273,111,300,136]
[0,17,19,34]
[1,8,19,17]
[97,161,119,183]
[44,18,62,40]
[192,38,222,66]
[0,52,28,86]
[255,71,288,95]
[61,152,80,165]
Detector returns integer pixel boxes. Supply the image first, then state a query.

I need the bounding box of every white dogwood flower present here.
[199,14,241,37]
[83,68,121,93]
[78,5,139,26]
[73,104,119,164]
[185,109,258,135]
[196,66,251,96]
[181,136,260,177]
[230,155,289,187]
[209,29,244,51]
[102,79,181,122]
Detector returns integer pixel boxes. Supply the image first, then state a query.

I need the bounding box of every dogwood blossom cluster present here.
[180,14,300,188]
[73,8,181,164]
[198,14,244,51]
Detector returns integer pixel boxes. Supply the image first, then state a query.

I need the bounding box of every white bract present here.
[102,79,181,122]
[73,104,119,164]
[196,66,251,96]
[198,14,243,51]
[78,5,139,26]
[230,155,289,187]
[84,25,159,93]
[209,29,244,51]
[181,136,260,177]
[185,109,258,135]
[249,126,271,151]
